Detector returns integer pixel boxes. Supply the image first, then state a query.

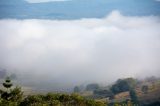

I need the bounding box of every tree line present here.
[0,77,105,106]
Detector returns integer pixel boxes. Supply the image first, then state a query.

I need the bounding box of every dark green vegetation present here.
[0,77,105,106]
[0,75,159,106]
[110,78,136,94]
[129,88,139,103]
[20,93,106,106]
[74,77,160,106]
[86,84,100,91]
[0,77,23,106]
[74,86,80,93]
[141,85,149,94]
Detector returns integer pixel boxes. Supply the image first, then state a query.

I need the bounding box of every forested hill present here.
[0,0,160,19]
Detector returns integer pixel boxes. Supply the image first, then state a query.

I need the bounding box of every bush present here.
[19,93,105,106]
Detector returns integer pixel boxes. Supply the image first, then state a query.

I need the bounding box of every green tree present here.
[141,85,149,94]
[86,83,99,91]
[0,77,23,106]
[10,86,23,102]
[1,77,13,100]
[129,88,139,104]
[93,89,114,99]
[70,93,85,105]
[110,78,136,94]
[19,95,43,106]
[3,77,13,89]
[74,86,80,93]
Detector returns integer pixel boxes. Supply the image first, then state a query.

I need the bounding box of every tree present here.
[10,86,23,102]
[110,78,136,94]
[20,95,43,106]
[0,77,23,105]
[129,88,139,104]
[141,85,149,94]
[86,83,99,91]
[70,93,84,105]
[1,77,13,100]
[20,93,105,106]
[74,86,80,93]
[93,89,114,99]
[3,77,13,90]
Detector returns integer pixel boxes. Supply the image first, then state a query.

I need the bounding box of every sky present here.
[26,0,160,3]
[26,0,70,3]
[0,0,160,90]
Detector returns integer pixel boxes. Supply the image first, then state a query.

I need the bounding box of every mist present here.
[0,11,160,90]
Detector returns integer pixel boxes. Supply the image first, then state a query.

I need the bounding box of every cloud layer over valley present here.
[0,11,160,90]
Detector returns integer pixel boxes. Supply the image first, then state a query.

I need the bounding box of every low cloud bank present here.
[0,11,160,90]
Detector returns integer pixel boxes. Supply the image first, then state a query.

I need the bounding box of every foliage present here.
[86,83,99,91]
[20,93,106,106]
[109,100,139,106]
[74,86,80,93]
[0,77,23,106]
[93,89,114,99]
[110,78,136,94]
[129,88,139,104]
[3,77,13,89]
[3,76,159,106]
[141,85,149,94]
[0,78,105,106]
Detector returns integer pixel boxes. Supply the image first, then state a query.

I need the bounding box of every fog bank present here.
[0,11,160,90]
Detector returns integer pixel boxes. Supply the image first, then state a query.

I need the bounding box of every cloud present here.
[0,11,160,90]
[26,0,71,3]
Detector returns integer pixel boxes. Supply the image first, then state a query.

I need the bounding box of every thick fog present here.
[0,11,160,90]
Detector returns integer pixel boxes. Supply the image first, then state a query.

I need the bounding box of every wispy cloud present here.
[0,11,160,89]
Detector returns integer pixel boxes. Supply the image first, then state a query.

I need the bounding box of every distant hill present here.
[0,0,160,19]
[0,0,27,5]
